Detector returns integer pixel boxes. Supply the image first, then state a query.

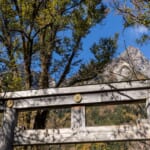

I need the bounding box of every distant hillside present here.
[103,46,149,82]
[67,46,149,86]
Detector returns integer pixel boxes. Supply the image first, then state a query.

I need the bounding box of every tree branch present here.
[56,37,81,87]
[60,0,84,15]
[10,29,30,40]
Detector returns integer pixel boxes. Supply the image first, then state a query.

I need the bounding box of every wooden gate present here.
[1,80,150,149]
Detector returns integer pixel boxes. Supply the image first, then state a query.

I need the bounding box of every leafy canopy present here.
[0,0,116,90]
[113,0,150,44]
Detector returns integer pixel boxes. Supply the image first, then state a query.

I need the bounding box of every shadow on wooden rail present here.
[0,80,150,149]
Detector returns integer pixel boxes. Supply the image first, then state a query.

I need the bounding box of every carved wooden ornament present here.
[6,100,14,108]
[73,94,82,103]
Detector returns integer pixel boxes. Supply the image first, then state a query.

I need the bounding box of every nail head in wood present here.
[6,100,14,108]
[74,94,82,103]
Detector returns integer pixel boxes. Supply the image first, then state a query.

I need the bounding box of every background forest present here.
[0,0,150,150]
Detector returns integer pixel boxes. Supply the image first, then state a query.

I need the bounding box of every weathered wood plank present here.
[1,80,150,99]
[71,106,85,129]
[146,91,150,119]
[14,120,150,145]
[0,108,17,150]
[0,129,4,147]
[13,90,146,109]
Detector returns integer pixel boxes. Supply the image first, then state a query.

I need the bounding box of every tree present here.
[0,0,110,90]
[0,0,119,150]
[67,33,118,86]
[113,0,150,44]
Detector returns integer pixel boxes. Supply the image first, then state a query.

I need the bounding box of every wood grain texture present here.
[146,91,150,119]
[0,80,150,99]
[0,80,149,146]
[13,90,147,109]
[0,129,4,148]
[71,106,85,129]
[14,120,150,145]
[0,108,17,150]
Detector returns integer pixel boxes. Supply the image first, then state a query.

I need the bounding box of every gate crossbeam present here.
[0,80,150,148]
[14,120,150,145]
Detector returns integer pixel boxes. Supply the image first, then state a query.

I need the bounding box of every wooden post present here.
[71,94,85,129]
[71,106,85,129]
[146,91,150,119]
[0,108,17,150]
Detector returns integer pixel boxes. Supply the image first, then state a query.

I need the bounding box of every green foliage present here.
[67,34,118,86]
[115,0,150,27]
[0,72,22,92]
[0,0,111,89]
[85,103,146,150]
[91,33,118,63]
[86,103,146,126]
[114,0,150,44]
[136,34,150,45]
[0,1,125,150]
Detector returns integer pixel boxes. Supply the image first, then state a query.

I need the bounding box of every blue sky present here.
[81,6,150,62]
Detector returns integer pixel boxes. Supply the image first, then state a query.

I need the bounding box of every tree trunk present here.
[24,59,32,90]
[39,54,49,88]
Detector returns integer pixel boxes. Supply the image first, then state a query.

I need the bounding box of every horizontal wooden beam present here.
[0,80,150,99]
[14,120,150,145]
[13,89,146,109]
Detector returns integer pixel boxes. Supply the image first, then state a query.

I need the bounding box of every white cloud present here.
[133,25,148,35]
[123,24,149,43]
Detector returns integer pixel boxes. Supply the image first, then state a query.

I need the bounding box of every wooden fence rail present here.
[0,80,150,149]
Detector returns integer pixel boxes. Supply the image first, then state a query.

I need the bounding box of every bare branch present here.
[56,37,81,87]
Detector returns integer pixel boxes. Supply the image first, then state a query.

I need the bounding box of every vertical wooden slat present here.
[0,108,17,150]
[71,106,85,129]
[146,91,150,119]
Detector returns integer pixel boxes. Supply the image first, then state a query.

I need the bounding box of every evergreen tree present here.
[0,0,119,150]
[113,0,150,44]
